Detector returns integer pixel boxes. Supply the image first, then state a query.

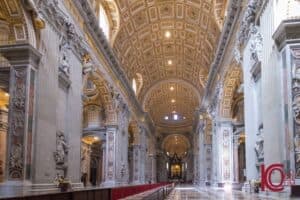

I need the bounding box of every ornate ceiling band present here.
[201,0,241,108]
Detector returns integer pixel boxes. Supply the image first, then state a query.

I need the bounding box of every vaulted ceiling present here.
[111,0,225,129]
[162,134,190,157]
[143,80,200,128]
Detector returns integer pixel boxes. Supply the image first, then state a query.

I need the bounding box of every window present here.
[99,4,109,39]
[173,114,178,120]
[132,78,137,94]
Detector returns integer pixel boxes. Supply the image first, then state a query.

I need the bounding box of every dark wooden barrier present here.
[0,188,111,200]
[291,185,300,197]
[0,183,172,200]
[111,182,171,200]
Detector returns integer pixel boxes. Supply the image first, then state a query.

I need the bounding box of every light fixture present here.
[183,116,186,119]
[172,110,176,114]
[94,136,99,141]
[171,99,175,103]
[224,183,232,193]
[170,86,174,91]
[165,31,171,38]
[167,60,172,65]
[173,114,178,120]
[4,93,9,97]
[164,116,169,120]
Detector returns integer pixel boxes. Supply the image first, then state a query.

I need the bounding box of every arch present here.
[142,79,201,128]
[161,134,191,158]
[82,58,117,125]
[219,63,242,118]
[89,0,120,45]
[141,79,202,107]
[0,0,38,47]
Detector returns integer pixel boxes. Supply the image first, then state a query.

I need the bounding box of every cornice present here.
[273,19,300,51]
[202,0,242,108]
[72,0,155,133]
[0,43,42,68]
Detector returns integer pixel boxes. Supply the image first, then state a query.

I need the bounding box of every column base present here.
[100,181,116,188]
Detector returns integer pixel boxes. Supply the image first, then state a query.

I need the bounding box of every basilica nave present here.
[0,0,300,199]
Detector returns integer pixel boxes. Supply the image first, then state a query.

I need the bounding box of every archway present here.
[161,134,191,182]
[0,0,39,183]
[219,63,245,185]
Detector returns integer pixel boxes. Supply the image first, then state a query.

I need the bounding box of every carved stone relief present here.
[292,48,300,177]
[249,26,263,63]
[9,144,23,179]
[8,67,27,179]
[238,0,263,46]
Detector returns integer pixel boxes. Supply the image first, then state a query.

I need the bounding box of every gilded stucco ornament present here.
[23,0,45,29]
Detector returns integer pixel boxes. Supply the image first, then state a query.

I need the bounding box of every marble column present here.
[132,144,145,184]
[233,135,240,183]
[0,110,8,182]
[216,120,234,185]
[0,44,41,183]
[272,18,300,183]
[102,125,117,186]
[101,140,106,184]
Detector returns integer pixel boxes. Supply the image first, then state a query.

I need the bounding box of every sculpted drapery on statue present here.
[53,131,69,168]
[254,126,264,163]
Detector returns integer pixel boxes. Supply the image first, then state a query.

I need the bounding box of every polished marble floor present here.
[165,185,299,200]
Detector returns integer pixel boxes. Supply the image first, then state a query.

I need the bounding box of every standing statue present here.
[295,134,300,152]
[59,42,71,76]
[53,131,69,167]
[254,135,264,162]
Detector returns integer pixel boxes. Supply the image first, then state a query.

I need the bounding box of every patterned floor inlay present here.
[165,185,297,200]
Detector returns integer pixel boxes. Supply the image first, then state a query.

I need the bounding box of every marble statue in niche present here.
[294,134,300,152]
[254,127,264,162]
[59,41,71,77]
[296,153,300,177]
[53,131,69,168]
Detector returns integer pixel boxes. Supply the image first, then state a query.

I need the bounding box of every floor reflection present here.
[165,185,296,200]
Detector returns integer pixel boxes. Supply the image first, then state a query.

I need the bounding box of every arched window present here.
[132,78,137,94]
[99,4,110,39]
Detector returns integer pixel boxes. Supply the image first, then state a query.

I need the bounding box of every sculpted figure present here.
[254,136,264,161]
[54,132,69,165]
[295,134,300,152]
[59,42,71,76]
[293,95,300,124]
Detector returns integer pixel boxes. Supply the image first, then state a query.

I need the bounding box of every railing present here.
[0,183,174,200]
[142,184,174,200]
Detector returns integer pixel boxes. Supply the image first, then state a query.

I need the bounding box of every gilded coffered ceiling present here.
[113,0,221,95]
[109,0,224,129]
[143,81,200,127]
